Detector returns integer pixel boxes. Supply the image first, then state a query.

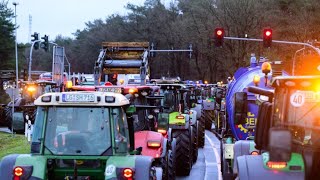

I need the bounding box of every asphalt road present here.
[177,130,222,180]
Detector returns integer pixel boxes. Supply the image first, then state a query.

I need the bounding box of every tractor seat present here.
[56,132,90,154]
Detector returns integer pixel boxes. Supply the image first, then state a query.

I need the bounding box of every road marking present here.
[205,133,222,180]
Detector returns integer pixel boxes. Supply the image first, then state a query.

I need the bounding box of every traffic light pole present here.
[28,40,42,81]
[224,36,320,56]
[28,41,60,81]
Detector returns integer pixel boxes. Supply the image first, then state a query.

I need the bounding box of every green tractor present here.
[155,82,198,176]
[3,80,57,133]
[0,91,162,179]
[236,76,320,180]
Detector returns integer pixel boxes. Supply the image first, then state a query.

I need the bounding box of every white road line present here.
[205,133,222,180]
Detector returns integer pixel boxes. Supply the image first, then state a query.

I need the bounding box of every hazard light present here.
[27,85,36,93]
[250,151,259,155]
[266,161,287,169]
[147,140,161,148]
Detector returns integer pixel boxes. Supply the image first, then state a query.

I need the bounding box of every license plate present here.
[62,94,95,102]
[97,87,122,93]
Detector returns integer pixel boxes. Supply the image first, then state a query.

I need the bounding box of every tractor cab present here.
[154,83,198,176]
[96,85,176,179]
[0,91,161,180]
[237,76,320,180]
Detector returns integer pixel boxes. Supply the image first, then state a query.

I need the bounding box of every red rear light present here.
[266,161,287,169]
[157,129,167,135]
[250,151,259,155]
[147,140,161,148]
[123,168,133,178]
[13,166,24,179]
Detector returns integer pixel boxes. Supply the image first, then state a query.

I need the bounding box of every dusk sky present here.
[7,0,147,43]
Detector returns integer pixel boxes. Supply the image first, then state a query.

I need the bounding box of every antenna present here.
[28,15,32,42]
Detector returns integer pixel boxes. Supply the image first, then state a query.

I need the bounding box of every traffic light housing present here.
[214,28,225,47]
[263,28,272,48]
[41,35,49,52]
[31,32,39,50]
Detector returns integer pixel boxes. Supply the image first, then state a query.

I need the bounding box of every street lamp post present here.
[13,1,19,88]
[12,1,19,136]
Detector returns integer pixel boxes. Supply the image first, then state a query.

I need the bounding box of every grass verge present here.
[0,132,30,160]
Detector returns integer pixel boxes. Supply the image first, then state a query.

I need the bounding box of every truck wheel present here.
[204,110,213,130]
[167,150,176,180]
[192,122,198,163]
[173,129,192,176]
[198,111,205,148]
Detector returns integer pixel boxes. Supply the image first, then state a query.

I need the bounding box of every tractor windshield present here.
[274,88,320,145]
[44,107,112,155]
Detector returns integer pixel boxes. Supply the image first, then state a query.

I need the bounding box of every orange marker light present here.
[157,129,167,135]
[147,141,161,148]
[176,115,185,119]
[253,75,260,86]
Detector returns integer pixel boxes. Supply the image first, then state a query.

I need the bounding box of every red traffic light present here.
[265,30,272,37]
[214,28,224,47]
[216,30,223,36]
[263,28,272,48]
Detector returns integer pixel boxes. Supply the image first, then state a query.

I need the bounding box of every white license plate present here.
[97,87,122,93]
[62,94,95,102]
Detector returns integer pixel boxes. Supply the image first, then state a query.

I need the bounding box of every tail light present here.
[266,161,287,169]
[157,129,167,135]
[13,166,24,180]
[250,151,259,155]
[147,140,161,148]
[123,168,134,179]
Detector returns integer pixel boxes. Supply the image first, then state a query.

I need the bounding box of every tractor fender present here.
[189,110,197,125]
[233,140,256,175]
[159,138,168,158]
[0,154,19,180]
[237,155,304,180]
[167,128,173,142]
[191,104,202,119]
[135,156,155,179]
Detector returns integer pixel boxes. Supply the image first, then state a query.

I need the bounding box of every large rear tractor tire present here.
[204,110,214,130]
[167,150,176,180]
[198,111,205,148]
[192,123,198,163]
[173,129,192,176]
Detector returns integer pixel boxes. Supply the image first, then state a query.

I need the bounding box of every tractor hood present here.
[134,131,164,158]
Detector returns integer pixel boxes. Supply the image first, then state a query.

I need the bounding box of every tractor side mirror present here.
[233,92,248,125]
[269,127,292,162]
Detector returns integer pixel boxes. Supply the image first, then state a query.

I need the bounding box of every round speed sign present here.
[290,92,305,107]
